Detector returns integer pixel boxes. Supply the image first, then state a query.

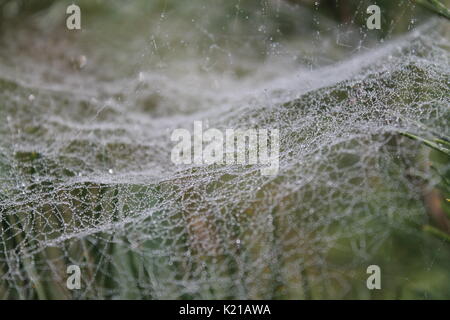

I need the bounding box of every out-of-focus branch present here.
[413,0,450,20]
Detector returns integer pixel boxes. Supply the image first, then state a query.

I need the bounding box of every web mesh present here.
[0,0,449,299]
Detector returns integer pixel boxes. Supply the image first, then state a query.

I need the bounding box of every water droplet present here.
[76,55,87,69]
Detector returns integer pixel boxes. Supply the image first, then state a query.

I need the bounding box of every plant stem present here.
[413,0,450,20]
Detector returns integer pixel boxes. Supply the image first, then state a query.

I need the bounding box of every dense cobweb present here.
[0,0,449,299]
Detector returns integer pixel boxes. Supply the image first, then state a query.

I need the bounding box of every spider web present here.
[0,0,449,299]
